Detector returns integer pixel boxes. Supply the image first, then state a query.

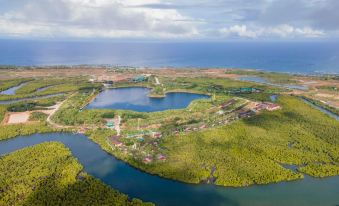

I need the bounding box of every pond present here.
[86,87,210,112]
[270,94,278,102]
[1,133,338,206]
[0,82,27,95]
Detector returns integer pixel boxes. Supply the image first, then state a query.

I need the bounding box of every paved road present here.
[155,77,160,85]
[114,115,121,135]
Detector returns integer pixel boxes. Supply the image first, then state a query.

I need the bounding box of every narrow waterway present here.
[0,93,65,105]
[1,133,338,206]
[0,82,27,95]
[237,76,308,90]
[301,98,339,120]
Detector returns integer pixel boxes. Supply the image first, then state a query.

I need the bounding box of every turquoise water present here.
[86,87,209,112]
[0,133,339,206]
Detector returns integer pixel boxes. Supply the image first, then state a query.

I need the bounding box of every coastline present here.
[1,64,338,76]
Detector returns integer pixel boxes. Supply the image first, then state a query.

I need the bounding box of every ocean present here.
[0,39,339,74]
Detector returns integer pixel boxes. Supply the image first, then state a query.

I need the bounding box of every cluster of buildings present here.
[238,101,281,118]
[230,87,262,94]
[108,130,166,164]
[220,99,237,109]
[247,102,281,113]
[143,154,167,164]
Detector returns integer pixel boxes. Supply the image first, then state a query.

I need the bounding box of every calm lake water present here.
[1,40,339,74]
[86,87,209,112]
[0,133,339,206]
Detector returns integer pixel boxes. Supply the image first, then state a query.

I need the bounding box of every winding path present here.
[114,115,121,135]
[46,100,71,128]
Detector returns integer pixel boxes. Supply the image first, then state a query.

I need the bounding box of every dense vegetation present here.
[0,122,61,141]
[0,142,153,206]
[52,92,116,125]
[301,96,339,116]
[29,112,48,121]
[89,95,339,187]
[0,78,32,92]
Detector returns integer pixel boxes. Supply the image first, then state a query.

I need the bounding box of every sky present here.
[0,0,339,40]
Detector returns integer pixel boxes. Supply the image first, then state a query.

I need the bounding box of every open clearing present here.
[6,112,30,124]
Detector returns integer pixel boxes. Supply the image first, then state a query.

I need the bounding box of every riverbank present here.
[1,132,339,206]
[0,140,153,206]
[148,89,210,98]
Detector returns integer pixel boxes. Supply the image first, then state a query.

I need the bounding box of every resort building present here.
[110,135,123,147]
[220,99,236,109]
[265,103,281,111]
[132,76,148,82]
[229,87,262,94]
[157,154,166,161]
[247,102,281,113]
[143,156,153,164]
[151,132,162,138]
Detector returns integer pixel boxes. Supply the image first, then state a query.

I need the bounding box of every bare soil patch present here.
[5,112,30,124]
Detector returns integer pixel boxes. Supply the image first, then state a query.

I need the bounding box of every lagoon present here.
[1,132,339,206]
[86,87,209,112]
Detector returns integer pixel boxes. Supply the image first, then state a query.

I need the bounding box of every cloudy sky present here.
[0,0,338,40]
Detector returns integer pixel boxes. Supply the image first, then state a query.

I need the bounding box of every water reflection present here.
[86,87,209,112]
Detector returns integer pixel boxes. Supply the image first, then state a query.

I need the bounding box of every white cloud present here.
[219,24,324,39]
[0,0,198,39]
[219,25,258,38]
[0,0,336,39]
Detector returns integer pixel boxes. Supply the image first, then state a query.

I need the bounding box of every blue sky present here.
[0,0,338,40]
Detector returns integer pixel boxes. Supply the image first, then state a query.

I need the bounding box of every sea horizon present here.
[1,39,339,75]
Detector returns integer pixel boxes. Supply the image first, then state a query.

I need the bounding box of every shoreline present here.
[1,65,338,76]
[103,85,210,98]
[2,131,335,190]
